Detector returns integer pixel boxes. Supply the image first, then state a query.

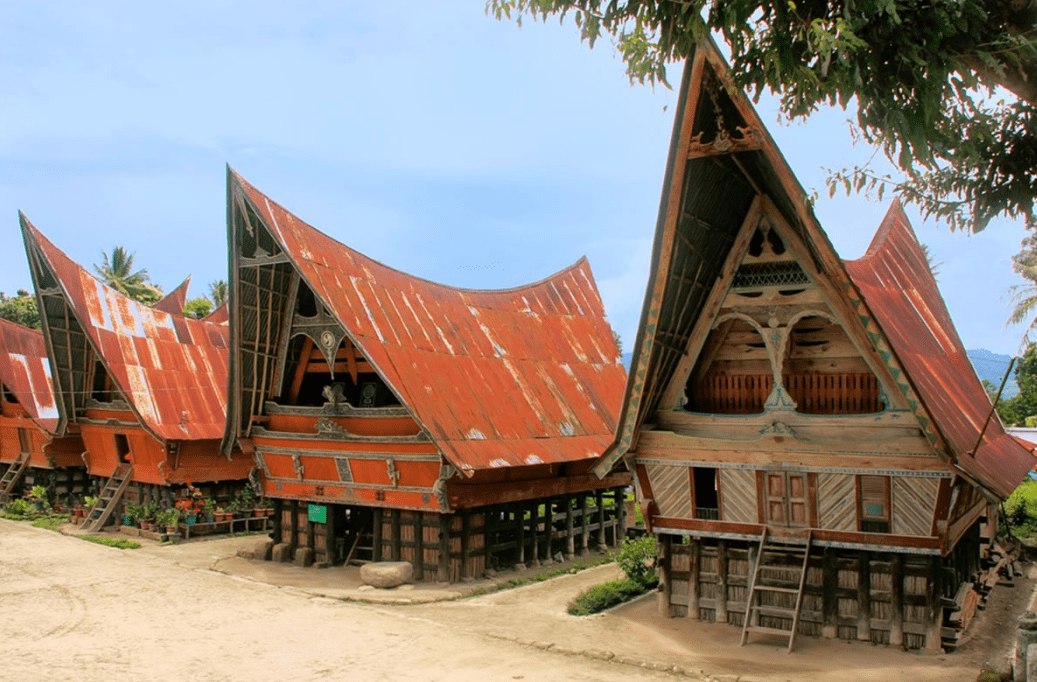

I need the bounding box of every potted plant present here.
[202,498,216,523]
[83,495,99,519]
[157,507,180,534]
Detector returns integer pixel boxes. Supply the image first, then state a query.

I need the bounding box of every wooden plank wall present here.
[646,465,692,519]
[667,538,946,650]
[892,476,939,536]
[817,472,856,532]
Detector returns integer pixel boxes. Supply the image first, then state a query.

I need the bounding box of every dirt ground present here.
[2,519,1031,682]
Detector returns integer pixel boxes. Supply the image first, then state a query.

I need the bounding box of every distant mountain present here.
[967,349,1019,399]
[620,348,1019,399]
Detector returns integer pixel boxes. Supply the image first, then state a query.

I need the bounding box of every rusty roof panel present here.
[844,201,1036,498]
[23,219,230,442]
[0,317,61,433]
[232,171,627,474]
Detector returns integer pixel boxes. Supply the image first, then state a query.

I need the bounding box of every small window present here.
[692,467,719,520]
[859,475,890,533]
[115,433,131,462]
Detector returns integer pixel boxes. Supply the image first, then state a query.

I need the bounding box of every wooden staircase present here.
[83,464,133,532]
[0,451,32,504]
[741,528,812,652]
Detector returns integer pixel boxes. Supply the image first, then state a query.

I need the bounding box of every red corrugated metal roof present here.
[0,317,61,433]
[23,219,229,442]
[232,171,626,475]
[152,276,191,316]
[845,200,1036,497]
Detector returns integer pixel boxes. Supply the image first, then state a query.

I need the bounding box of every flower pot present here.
[122,514,134,527]
[252,508,264,518]
[185,514,197,526]
[265,508,275,517]
[165,524,178,534]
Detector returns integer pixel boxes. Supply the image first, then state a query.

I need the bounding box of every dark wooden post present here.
[391,509,402,561]
[460,512,471,581]
[565,496,575,560]
[716,539,729,623]
[890,553,904,648]
[272,498,283,544]
[687,537,700,620]
[578,496,589,554]
[516,505,526,567]
[596,490,607,551]
[658,534,672,617]
[747,541,759,628]
[924,555,944,653]
[615,487,627,545]
[483,508,494,571]
[325,504,337,564]
[438,514,451,582]
[372,507,383,561]
[415,513,426,580]
[288,500,300,555]
[531,502,540,566]
[857,552,871,641]
[822,548,838,639]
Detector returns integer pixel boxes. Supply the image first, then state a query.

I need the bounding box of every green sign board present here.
[308,504,327,524]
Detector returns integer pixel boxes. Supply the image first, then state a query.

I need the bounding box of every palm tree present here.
[1007,233,1037,344]
[94,246,162,304]
[208,279,228,307]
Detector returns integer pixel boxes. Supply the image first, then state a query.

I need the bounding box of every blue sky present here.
[0,2,1029,368]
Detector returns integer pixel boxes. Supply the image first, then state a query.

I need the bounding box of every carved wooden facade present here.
[596,40,1035,651]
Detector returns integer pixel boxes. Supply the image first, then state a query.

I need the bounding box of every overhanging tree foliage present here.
[94,246,162,305]
[0,290,40,329]
[488,0,1037,232]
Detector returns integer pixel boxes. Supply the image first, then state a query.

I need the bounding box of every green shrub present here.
[617,535,658,587]
[4,498,34,518]
[568,577,648,616]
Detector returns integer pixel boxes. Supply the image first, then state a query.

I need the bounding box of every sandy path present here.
[3,518,1028,681]
[0,520,664,682]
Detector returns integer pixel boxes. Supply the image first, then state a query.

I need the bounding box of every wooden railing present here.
[692,372,882,415]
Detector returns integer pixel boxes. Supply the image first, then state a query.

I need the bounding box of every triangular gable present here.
[594,38,950,477]
[0,317,61,434]
[21,214,230,443]
[152,276,192,316]
[845,201,1036,497]
[226,169,626,476]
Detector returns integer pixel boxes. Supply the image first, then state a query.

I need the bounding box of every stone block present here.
[360,561,413,588]
[294,546,314,568]
[271,543,291,563]
[254,539,274,561]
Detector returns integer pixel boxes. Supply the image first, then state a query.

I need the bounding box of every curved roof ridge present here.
[230,169,591,299]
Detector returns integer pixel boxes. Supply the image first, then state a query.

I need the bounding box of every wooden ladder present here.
[741,529,813,652]
[83,464,133,532]
[343,508,375,565]
[0,450,32,504]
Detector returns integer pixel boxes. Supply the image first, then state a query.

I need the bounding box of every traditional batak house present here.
[21,213,253,530]
[0,316,87,502]
[223,169,630,581]
[593,40,1036,652]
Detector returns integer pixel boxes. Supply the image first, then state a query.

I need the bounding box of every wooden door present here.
[764,472,808,528]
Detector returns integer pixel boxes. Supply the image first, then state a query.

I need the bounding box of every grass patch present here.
[80,535,141,550]
[31,515,69,532]
[568,577,651,616]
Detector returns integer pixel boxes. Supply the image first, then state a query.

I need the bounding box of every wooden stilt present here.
[438,514,451,582]
[391,509,401,561]
[272,498,283,545]
[516,505,525,566]
[578,496,589,554]
[821,548,838,639]
[372,507,383,561]
[924,555,944,653]
[415,512,425,581]
[596,490,606,551]
[531,502,540,565]
[889,553,904,648]
[857,551,871,641]
[460,512,470,581]
[716,539,729,623]
[687,538,700,620]
[565,496,575,560]
[615,487,627,545]
[288,500,299,555]
[659,534,672,617]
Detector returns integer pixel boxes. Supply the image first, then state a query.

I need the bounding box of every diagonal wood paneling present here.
[719,468,757,523]
[892,475,939,537]
[817,472,856,531]
[647,464,693,519]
